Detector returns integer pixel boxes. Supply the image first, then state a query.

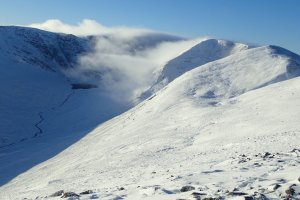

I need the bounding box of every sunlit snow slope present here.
[139,39,252,100]
[1,43,300,200]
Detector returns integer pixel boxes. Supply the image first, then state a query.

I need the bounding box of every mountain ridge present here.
[0,26,300,199]
[139,38,252,101]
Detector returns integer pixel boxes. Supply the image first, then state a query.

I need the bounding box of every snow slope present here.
[0,26,92,147]
[1,45,300,199]
[139,39,252,100]
[0,26,184,148]
[0,25,193,189]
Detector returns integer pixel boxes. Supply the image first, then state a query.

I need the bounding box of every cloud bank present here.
[74,36,203,103]
[29,19,206,103]
[29,19,155,38]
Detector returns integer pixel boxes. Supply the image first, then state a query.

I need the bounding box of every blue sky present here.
[0,0,299,53]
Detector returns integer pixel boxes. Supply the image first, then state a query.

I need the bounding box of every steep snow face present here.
[0,26,91,147]
[139,39,251,100]
[0,26,89,71]
[1,45,299,199]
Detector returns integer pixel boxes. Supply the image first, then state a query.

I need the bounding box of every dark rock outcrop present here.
[180,185,195,192]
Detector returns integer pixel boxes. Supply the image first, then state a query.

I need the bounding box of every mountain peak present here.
[138,38,252,101]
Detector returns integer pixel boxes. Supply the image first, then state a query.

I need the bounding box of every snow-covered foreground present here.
[0,39,300,199]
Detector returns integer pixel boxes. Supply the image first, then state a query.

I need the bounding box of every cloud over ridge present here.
[29,19,205,103]
[29,19,155,38]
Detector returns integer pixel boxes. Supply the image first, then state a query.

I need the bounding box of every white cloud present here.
[28,19,154,38]
[28,19,206,103]
[71,36,204,103]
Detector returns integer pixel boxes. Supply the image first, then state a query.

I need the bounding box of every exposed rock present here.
[285,184,296,195]
[192,192,207,196]
[202,197,222,200]
[229,191,248,196]
[61,192,80,198]
[238,159,248,163]
[154,186,161,191]
[251,193,269,200]
[244,196,255,200]
[262,152,272,158]
[273,184,281,190]
[80,190,93,195]
[277,178,287,183]
[49,190,64,197]
[192,192,207,200]
[291,148,300,153]
[118,187,125,191]
[180,185,195,192]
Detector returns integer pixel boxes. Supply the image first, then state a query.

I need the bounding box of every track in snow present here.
[33,112,44,137]
[0,90,76,149]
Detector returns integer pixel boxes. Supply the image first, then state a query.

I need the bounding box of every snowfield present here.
[0,26,300,200]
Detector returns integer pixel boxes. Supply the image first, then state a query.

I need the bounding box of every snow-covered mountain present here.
[0,26,300,200]
[139,39,252,100]
[0,26,84,147]
[0,26,183,148]
[0,26,89,71]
